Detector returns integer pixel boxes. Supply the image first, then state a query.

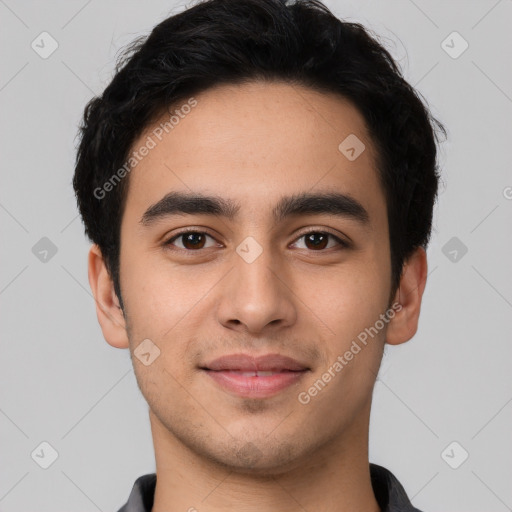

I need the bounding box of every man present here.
[73,0,446,510]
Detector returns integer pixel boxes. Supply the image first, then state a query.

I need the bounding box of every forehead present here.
[122,80,385,224]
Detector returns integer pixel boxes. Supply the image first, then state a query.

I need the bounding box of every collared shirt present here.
[116,463,424,512]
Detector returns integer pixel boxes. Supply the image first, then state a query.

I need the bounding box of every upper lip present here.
[201,353,309,372]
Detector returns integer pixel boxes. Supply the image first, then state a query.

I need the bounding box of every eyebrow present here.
[140,190,370,226]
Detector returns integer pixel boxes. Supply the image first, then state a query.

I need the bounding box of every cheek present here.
[306,252,390,385]
[302,271,389,413]
[315,257,390,330]
[122,263,201,401]
[120,243,202,337]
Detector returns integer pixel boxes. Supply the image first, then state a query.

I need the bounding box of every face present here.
[114,81,396,473]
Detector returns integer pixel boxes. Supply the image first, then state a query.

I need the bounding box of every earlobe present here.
[87,244,130,349]
[385,247,428,346]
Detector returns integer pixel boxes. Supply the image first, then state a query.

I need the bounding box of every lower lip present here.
[203,370,308,398]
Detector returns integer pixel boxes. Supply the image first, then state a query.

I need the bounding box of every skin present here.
[88,81,427,512]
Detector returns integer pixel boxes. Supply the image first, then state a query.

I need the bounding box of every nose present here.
[215,242,297,335]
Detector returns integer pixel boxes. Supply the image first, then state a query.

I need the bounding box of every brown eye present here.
[293,231,348,251]
[181,232,206,250]
[304,232,329,250]
[165,231,217,250]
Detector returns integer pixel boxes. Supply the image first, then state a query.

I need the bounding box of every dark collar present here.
[117,463,423,512]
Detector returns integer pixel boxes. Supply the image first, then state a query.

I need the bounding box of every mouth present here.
[199,353,310,398]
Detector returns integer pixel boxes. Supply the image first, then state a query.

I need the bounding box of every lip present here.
[200,353,310,399]
[201,353,309,372]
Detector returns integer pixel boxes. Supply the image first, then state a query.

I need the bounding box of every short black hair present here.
[73,0,446,310]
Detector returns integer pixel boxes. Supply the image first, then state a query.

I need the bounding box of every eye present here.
[163,229,350,253]
[291,230,349,251]
[164,230,219,251]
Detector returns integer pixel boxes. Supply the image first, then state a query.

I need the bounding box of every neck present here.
[150,404,380,512]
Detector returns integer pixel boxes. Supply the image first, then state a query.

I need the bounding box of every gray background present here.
[1,0,511,510]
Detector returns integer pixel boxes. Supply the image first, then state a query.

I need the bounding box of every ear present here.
[385,246,428,346]
[87,244,129,349]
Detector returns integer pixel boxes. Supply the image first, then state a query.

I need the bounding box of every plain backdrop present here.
[1,0,511,511]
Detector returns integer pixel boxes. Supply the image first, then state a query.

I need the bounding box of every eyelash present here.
[163,228,350,253]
